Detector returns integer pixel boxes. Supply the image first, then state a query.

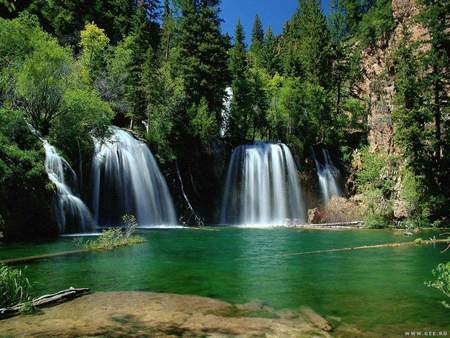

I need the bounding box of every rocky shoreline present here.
[0,291,352,337]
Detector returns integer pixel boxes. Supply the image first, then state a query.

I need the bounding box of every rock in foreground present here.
[0,291,332,337]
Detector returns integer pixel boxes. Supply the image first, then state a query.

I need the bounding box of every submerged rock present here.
[0,291,332,337]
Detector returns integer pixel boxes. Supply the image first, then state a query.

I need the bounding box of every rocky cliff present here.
[361,0,428,155]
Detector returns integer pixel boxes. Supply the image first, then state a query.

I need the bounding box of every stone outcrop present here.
[355,0,429,219]
[360,0,428,155]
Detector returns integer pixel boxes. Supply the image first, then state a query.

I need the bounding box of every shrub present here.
[80,214,144,251]
[426,262,450,308]
[0,264,32,308]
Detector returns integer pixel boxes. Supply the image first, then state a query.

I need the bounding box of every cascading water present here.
[220,143,306,226]
[313,149,342,203]
[43,141,95,233]
[91,127,177,227]
[220,87,232,137]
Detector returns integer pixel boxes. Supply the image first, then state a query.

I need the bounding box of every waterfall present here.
[313,149,342,204]
[91,127,177,227]
[43,141,95,233]
[220,143,306,226]
[220,87,232,137]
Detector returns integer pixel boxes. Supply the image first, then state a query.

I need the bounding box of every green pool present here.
[1,228,449,336]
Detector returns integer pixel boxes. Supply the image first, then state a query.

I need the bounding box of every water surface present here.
[1,228,448,336]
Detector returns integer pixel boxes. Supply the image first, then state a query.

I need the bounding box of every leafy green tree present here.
[79,22,110,84]
[14,37,72,134]
[50,88,114,163]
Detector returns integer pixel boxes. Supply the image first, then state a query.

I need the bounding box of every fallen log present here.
[291,221,364,227]
[300,306,332,332]
[237,238,450,261]
[0,249,89,265]
[0,287,89,319]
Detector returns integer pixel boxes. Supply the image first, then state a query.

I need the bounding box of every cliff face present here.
[355,0,429,219]
[360,0,428,155]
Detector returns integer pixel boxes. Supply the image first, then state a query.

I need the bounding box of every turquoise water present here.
[1,228,449,335]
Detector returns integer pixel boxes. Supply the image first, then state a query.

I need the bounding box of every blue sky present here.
[220,0,331,44]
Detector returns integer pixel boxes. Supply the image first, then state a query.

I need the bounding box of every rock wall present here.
[360,0,428,155]
[355,0,429,219]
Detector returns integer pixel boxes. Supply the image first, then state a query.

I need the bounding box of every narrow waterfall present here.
[220,143,306,226]
[220,87,232,137]
[91,127,177,227]
[313,149,342,204]
[43,141,95,233]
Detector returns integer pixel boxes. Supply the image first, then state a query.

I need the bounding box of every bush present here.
[79,214,144,251]
[426,262,450,308]
[354,147,396,227]
[0,264,32,308]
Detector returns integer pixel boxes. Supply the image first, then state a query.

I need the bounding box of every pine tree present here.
[228,20,254,142]
[160,0,175,62]
[250,14,264,66]
[393,29,431,173]
[261,26,280,76]
[176,0,229,126]
[296,0,332,86]
[127,0,161,127]
[417,0,450,165]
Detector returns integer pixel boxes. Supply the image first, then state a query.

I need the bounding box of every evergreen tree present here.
[127,0,161,127]
[393,29,431,175]
[250,14,264,67]
[160,0,175,62]
[175,0,229,127]
[228,20,253,142]
[296,0,332,86]
[261,26,280,76]
[417,0,450,165]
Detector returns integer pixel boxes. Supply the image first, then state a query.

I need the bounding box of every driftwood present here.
[0,249,89,265]
[290,221,364,228]
[237,238,450,261]
[0,287,89,319]
[175,161,204,226]
[300,306,332,332]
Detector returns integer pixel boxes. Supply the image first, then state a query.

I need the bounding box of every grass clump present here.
[81,215,145,251]
[0,264,32,308]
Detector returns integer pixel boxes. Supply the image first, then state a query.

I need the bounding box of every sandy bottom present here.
[0,291,350,337]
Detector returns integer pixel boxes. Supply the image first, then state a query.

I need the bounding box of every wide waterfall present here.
[313,149,342,203]
[91,127,177,227]
[220,143,306,226]
[43,141,95,233]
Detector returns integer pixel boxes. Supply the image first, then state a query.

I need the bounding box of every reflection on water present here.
[2,228,449,335]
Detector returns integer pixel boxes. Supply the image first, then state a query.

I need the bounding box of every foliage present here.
[357,0,395,47]
[50,88,114,162]
[355,147,397,226]
[79,23,110,83]
[0,264,32,308]
[81,214,144,251]
[0,109,56,240]
[426,262,450,308]
[19,300,37,314]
